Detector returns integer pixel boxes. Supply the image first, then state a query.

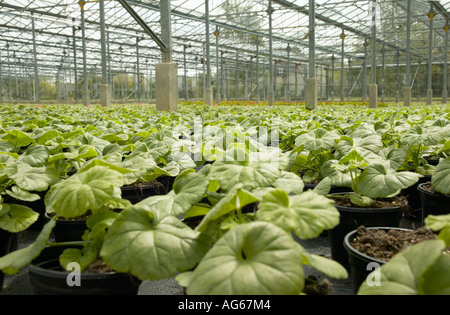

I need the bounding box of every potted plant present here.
[44,165,132,242]
[175,186,348,295]
[324,149,422,269]
[0,167,211,294]
[418,156,450,223]
[343,225,437,293]
[353,213,450,295]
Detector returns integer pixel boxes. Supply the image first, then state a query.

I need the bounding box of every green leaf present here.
[431,157,450,195]
[45,166,124,218]
[257,189,340,239]
[60,246,99,272]
[195,184,259,232]
[100,207,210,281]
[295,128,340,151]
[3,130,35,148]
[349,194,374,207]
[135,169,208,217]
[181,221,305,295]
[5,185,41,202]
[356,164,422,199]
[208,158,280,192]
[301,250,348,280]
[5,162,60,192]
[0,203,39,232]
[0,219,55,274]
[358,240,447,295]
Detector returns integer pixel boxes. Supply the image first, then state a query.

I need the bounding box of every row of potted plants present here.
[0,102,449,294]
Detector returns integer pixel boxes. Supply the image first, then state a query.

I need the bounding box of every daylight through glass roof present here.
[0,0,449,102]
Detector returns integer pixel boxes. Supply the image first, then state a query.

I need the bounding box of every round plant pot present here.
[29,245,141,295]
[121,181,164,205]
[400,175,431,223]
[418,182,450,223]
[328,193,405,271]
[45,213,87,243]
[0,229,17,293]
[343,227,399,293]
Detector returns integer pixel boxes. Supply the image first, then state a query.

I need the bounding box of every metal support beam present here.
[443,23,449,104]
[426,5,435,105]
[267,0,275,106]
[205,0,213,105]
[116,0,167,54]
[80,2,90,106]
[72,22,79,102]
[31,14,40,102]
[340,30,345,102]
[404,0,412,106]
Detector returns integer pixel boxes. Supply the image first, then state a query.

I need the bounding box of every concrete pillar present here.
[426,89,433,105]
[305,78,317,110]
[100,84,111,107]
[369,84,378,109]
[156,0,178,112]
[156,63,178,112]
[404,87,412,107]
[82,91,90,106]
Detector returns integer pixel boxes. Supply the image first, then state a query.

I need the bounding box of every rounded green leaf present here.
[257,189,340,239]
[184,221,305,295]
[357,164,422,199]
[295,128,340,152]
[101,207,210,280]
[431,157,450,195]
[358,240,446,295]
[45,166,124,218]
[0,203,39,232]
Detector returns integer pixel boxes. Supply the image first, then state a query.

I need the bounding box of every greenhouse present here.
[0,0,450,298]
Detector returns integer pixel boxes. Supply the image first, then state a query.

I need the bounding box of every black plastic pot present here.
[121,181,165,205]
[418,183,450,223]
[400,175,431,223]
[328,193,404,271]
[45,213,87,243]
[0,229,18,293]
[343,227,410,294]
[29,245,141,295]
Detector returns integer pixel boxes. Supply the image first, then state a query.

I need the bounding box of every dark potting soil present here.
[83,258,115,273]
[349,226,437,262]
[123,180,165,194]
[333,195,410,211]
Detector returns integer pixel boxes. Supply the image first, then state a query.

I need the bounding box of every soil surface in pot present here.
[420,182,449,196]
[332,195,408,210]
[349,226,437,262]
[123,180,165,193]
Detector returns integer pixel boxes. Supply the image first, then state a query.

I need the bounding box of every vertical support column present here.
[286,44,291,101]
[348,58,352,101]
[426,6,435,105]
[362,38,368,102]
[7,44,12,101]
[267,0,275,106]
[202,44,206,100]
[72,21,79,102]
[305,0,317,110]
[184,44,188,101]
[156,0,178,112]
[331,55,335,101]
[443,23,449,104]
[80,2,90,106]
[340,30,345,102]
[235,51,239,100]
[381,45,385,103]
[404,0,412,106]
[396,50,400,103]
[204,0,213,105]
[369,0,378,109]
[256,37,260,103]
[214,27,220,103]
[222,52,226,101]
[0,51,3,102]
[136,37,141,101]
[295,64,298,101]
[99,0,111,106]
[31,14,40,102]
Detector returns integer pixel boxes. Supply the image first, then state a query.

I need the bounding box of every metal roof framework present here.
[0,0,449,101]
